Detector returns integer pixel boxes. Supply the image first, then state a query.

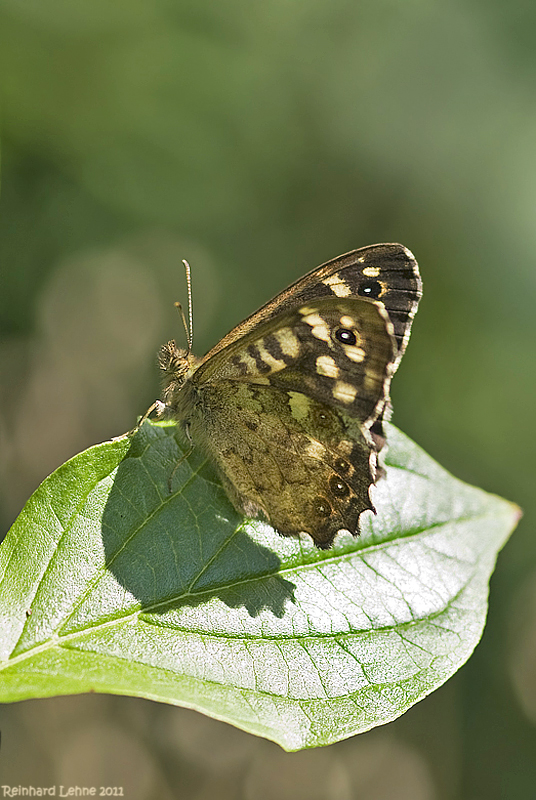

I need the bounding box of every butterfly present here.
[153,243,422,549]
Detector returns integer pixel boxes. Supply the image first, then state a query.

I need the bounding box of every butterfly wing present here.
[179,296,396,547]
[188,380,379,548]
[193,296,395,425]
[203,243,421,373]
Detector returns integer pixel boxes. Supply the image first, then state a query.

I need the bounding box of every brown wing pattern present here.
[203,243,421,373]
[188,381,379,548]
[160,243,421,548]
[193,296,396,427]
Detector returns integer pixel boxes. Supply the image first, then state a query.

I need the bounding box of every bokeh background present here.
[1,1,535,798]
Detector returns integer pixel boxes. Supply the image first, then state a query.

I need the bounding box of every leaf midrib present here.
[1,563,478,674]
[0,508,500,673]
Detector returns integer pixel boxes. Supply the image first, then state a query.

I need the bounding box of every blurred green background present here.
[1,1,535,798]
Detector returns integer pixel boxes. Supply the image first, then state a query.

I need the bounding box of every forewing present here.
[204,243,421,371]
[193,296,396,426]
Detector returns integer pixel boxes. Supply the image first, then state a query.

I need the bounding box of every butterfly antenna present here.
[173,259,194,355]
[184,259,194,353]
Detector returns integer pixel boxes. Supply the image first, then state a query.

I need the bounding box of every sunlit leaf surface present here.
[0,422,519,750]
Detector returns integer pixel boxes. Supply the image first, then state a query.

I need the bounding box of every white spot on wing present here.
[316,355,339,378]
[257,341,286,371]
[302,313,330,343]
[333,381,357,404]
[240,352,257,373]
[306,440,326,460]
[312,324,330,342]
[274,328,300,358]
[302,312,325,327]
[344,346,365,363]
[322,273,352,297]
[362,266,380,277]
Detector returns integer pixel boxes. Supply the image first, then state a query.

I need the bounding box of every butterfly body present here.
[158,243,422,548]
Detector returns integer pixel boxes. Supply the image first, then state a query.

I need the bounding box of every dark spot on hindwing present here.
[329,475,350,497]
[334,457,350,474]
[312,496,332,518]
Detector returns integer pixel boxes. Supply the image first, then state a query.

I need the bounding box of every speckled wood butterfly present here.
[153,243,421,549]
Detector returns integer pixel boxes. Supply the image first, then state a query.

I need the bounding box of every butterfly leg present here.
[119,399,166,440]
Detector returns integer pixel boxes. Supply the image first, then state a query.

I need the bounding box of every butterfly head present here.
[158,340,199,410]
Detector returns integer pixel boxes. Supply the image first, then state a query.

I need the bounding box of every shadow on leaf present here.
[101,423,296,618]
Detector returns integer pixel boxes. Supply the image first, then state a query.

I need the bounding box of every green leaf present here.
[0,421,519,750]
